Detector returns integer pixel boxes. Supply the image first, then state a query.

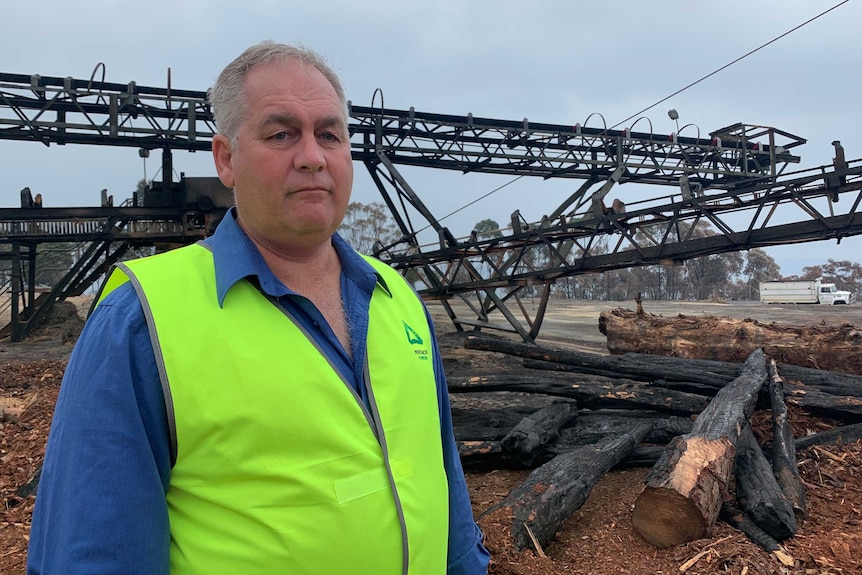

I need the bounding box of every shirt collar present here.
[205,208,387,307]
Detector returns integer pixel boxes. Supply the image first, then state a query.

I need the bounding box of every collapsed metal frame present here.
[0,206,223,340]
[1,71,858,342]
[375,162,862,340]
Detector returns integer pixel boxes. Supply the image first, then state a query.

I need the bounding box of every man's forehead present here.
[246,60,337,97]
[244,62,346,119]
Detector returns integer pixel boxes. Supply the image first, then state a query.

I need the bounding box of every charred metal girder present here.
[349,105,803,188]
[0,72,213,150]
[0,70,849,344]
[1,73,801,188]
[0,206,223,243]
[0,204,224,340]
[371,161,862,341]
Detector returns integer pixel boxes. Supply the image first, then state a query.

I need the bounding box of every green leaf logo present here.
[403,321,424,345]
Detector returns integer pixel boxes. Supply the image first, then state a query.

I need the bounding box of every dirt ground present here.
[1,298,861,574]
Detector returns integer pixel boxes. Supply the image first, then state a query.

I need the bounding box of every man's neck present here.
[254,237,341,297]
[249,231,352,351]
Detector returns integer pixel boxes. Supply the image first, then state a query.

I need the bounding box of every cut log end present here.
[633,435,737,548]
[632,487,709,547]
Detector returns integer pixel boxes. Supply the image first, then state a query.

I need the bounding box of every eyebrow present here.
[260,113,347,132]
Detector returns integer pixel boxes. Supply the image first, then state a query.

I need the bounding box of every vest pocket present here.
[334,457,414,504]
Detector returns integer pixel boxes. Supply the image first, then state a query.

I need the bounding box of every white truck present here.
[759,278,856,305]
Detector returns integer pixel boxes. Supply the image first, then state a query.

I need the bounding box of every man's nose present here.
[294,133,326,172]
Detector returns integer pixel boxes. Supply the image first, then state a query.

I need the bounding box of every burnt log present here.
[653,376,862,421]
[522,358,638,381]
[458,411,689,471]
[734,424,797,541]
[464,335,733,386]
[644,378,724,397]
[631,349,767,548]
[795,421,862,450]
[500,421,653,551]
[782,386,862,421]
[778,364,862,397]
[768,361,807,520]
[526,359,726,398]
[457,441,509,470]
[515,337,862,400]
[719,502,779,552]
[447,373,709,416]
[599,307,862,374]
[501,400,578,466]
[452,406,538,441]
[556,412,693,447]
[612,445,665,469]
[15,462,42,499]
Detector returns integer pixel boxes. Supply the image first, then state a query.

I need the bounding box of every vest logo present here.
[403,322,424,345]
[403,322,429,361]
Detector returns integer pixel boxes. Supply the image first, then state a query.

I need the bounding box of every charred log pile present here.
[452,333,862,556]
[598,307,862,374]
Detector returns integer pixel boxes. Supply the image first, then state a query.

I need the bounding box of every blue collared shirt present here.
[27,210,489,575]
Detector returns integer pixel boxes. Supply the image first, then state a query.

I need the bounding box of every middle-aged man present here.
[27,41,490,575]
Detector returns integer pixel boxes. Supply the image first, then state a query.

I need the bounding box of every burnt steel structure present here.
[1,71,860,341]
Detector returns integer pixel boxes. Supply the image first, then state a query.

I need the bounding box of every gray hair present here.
[208,41,347,146]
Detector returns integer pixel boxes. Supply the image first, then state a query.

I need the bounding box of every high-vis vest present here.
[98,242,449,575]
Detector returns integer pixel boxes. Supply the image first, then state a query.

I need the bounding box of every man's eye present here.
[319,132,340,142]
[271,132,288,141]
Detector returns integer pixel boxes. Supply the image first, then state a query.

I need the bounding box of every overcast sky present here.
[2,0,860,278]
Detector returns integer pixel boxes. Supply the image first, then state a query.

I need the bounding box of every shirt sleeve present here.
[427,312,491,575]
[27,284,172,575]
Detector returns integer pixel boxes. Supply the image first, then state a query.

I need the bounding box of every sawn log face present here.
[632,435,736,547]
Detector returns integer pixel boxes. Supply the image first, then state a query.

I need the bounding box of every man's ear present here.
[212,134,236,189]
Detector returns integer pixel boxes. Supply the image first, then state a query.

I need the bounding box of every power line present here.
[610,0,850,129]
[434,176,525,228]
[431,0,850,231]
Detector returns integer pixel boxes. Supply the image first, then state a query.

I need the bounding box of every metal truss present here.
[0,205,223,340]
[351,107,804,187]
[372,162,862,341]
[1,71,803,187]
[1,71,857,343]
[0,72,214,150]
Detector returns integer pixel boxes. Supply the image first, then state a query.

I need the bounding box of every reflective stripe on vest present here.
[99,243,449,575]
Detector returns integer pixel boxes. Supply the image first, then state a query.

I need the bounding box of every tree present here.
[337,202,399,255]
[821,259,862,295]
[739,248,781,300]
[679,222,743,300]
[472,219,503,240]
[133,178,150,206]
[685,251,742,300]
[798,264,823,280]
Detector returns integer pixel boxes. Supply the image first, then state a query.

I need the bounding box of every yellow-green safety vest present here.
[98,242,449,575]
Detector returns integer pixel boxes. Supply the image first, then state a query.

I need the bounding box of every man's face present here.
[212,60,353,254]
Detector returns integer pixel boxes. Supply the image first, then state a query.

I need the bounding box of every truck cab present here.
[818,283,856,305]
